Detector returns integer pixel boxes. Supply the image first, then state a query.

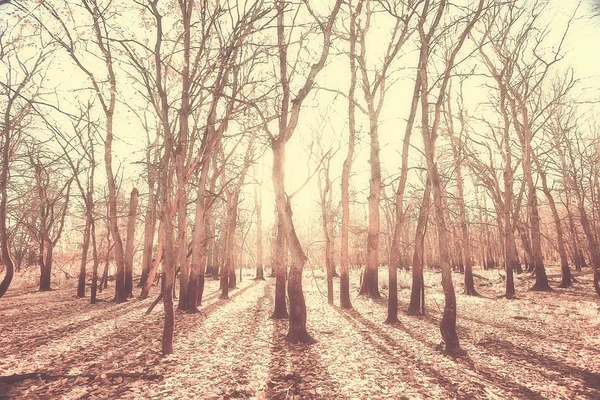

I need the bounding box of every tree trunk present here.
[187,161,210,312]
[446,91,478,296]
[527,186,551,291]
[77,215,92,298]
[339,0,359,311]
[176,185,189,308]
[535,161,572,287]
[272,140,311,342]
[359,112,381,299]
[319,158,335,305]
[408,179,430,315]
[39,240,53,291]
[141,223,164,299]
[162,224,175,355]
[125,188,139,297]
[272,214,288,319]
[90,218,99,304]
[0,130,13,298]
[139,168,157,288]
[254,182,265,280]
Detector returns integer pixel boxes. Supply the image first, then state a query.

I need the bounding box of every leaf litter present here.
[1,266,599,399]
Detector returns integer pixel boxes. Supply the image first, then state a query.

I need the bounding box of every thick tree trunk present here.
[39,242,53,291]
[125,188,139,297]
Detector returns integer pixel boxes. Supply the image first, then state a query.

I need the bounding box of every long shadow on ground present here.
[477,336,600,398]
[1,281,261,399]
[337,305,552,399]
[267,313,340,399]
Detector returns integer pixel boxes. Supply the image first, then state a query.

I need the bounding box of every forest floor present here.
[1,266,599,399]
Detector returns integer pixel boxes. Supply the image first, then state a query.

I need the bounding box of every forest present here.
[1,0,600,398]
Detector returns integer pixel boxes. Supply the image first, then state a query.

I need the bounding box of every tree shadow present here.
[336,306,554,399]
[267,309,340,399]
[2,299,147,356]
[477,337,600,398]
[3,279,263,399]
[333,306,462,397]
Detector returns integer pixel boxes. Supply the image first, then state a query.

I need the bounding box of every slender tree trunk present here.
[255,182,265,280]
[339,0,359,311]
[319,158,335,305]
[446,92,478,296]
[139,157,157,288]
[77,215,92,298]
[125,188,139,297]
[141,223,164,299]
[187,161,210,312]
[535,161,572,287]
[90,218,99,304]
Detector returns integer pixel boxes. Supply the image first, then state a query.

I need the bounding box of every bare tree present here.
[417,0,484,355]
[266,0,343,343]
[0,33,50,297]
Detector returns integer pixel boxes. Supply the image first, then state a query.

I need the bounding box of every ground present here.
[1,266,599,399]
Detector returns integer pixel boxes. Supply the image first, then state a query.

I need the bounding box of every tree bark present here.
[407,179,430,316]
[77,214,92,298]
[254,181,265,280]
[534,157,572,287]
[125,188,139,297]
[445,90,478,296]
[139,140,158,288]
[272,210,288,319]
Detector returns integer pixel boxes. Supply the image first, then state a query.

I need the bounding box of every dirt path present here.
[1,268,599,399]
